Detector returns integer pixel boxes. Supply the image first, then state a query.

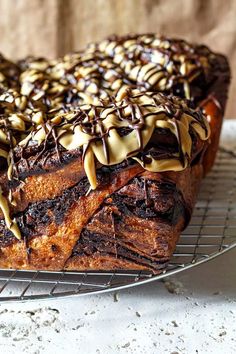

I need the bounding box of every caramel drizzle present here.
[0,34,215,239]
[88,34,214,100]
[0,89,210,239]
[7,89,210,186]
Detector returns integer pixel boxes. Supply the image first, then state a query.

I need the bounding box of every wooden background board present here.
[0,0,235,117]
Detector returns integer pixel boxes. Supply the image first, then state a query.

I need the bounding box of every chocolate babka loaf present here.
[0,34,230,272]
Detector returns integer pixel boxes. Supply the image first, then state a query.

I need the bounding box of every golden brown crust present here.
[0,34,231,273]
[201,98,224,174]
[0,165,143,269]
[0,163,201,271]
[65,165,202,272]
[65,255,153,273]
[0,158,85,219]
[65,255,162,273]
[0,163,202,272]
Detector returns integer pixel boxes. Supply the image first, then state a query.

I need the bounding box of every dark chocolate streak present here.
[8,147,83,189]
[0,162,132,246]
[66,177,190,269]
[9,127,174,183]
[110,180,188,224]
[70,229,168,271]
[0,175,188,257]
[0,175,89,247]
[7,125,200,189]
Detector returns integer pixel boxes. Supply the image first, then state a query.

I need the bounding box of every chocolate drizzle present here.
[0,34,214,239]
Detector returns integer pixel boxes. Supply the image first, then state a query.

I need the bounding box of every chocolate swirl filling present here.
[0,34,214,240]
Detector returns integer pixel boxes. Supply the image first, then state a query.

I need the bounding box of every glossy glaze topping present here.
[0,34,215,239]
[87,34,216,100]
[2,89,210,182]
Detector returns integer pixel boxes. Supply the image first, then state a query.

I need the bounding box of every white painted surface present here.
[0,120,236,354]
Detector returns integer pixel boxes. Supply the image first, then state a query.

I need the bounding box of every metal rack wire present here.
[0,147,235,302]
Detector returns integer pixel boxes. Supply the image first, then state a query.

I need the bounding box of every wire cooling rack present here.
[0,147,236,302]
